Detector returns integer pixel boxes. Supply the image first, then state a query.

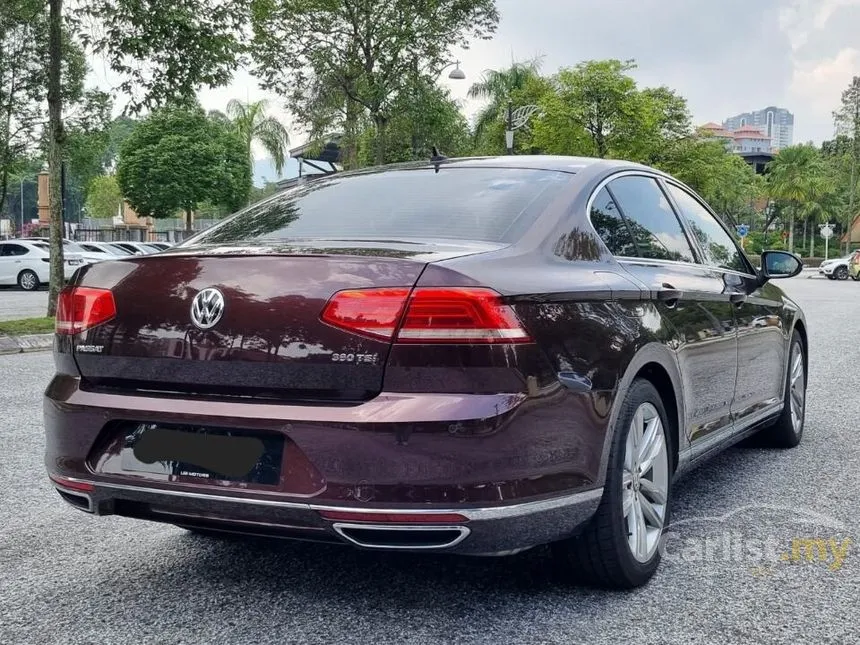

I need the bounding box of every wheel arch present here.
[596,343,685,485]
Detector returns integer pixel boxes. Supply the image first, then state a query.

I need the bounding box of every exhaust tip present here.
[332,523,469,550]
[56,489,94,513]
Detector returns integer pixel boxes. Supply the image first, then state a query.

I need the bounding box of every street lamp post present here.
[411,60,466,159]
[504,102,541,155]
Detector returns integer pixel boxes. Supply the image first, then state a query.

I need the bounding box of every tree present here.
[225,99,291,177]
[64,90,114,206]
[655,137,762,226]
[468,58,543,141]
[357,81,471,164]
[250,0,499,165]
[543,59,690,162]
[834,76,860,253]
[85,175,123,220]
[766,144,825,254]
[117,106,250,233]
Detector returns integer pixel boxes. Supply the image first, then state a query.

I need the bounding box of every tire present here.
[851,273,860,282]
[17,269,39,291]
[552,379,672,589]
[757,332,806,448]
[826,274,836,280]
[835,265,849,280]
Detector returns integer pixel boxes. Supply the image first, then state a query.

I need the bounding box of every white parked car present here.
[0,240,84,290]
[818,254,853,280]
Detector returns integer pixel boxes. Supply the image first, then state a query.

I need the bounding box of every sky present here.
[92,0,860,183]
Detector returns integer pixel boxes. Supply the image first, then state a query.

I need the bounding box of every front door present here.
[663,182,786,429]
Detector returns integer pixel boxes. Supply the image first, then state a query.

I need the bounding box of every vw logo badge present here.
[190,287,225,330]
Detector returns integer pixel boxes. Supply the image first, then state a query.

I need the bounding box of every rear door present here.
[665,182,787,427]
[599,174,739,443]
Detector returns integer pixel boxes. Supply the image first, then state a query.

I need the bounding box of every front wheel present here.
[552,379,672,588]
[851,273,860,282]
[17,269,39,291]
[835,265,849,280]
[758,332,806,448]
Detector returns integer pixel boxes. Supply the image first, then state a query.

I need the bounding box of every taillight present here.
[56,286,116,335]
[320,287,531,344]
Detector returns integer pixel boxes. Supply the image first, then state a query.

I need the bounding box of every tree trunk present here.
[46,0,64,317]
[809,218,815,258]
[374,115,387,166]
[801,218,807,257]
[343,98,359,170]
[787,202,795,253]
[185,208,194,235]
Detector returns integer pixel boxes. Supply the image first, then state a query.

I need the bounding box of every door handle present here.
[729,293,747,306]
[656,283,683,308]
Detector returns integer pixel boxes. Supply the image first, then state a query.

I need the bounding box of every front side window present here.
[666,184,750,274]
[606,176,696,263]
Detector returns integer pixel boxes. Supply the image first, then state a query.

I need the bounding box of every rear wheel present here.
[758,332,806,448]
[835,265,849,280]
[17,269,39,291]
[553,379,671,588]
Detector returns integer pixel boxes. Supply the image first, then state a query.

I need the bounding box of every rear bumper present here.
[48,474,602,555]
[45,372,612,552]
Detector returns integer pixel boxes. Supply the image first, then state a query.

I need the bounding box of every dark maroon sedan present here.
[44,156,807,588]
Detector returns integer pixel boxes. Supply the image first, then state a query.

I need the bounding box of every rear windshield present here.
[192,168,572,245]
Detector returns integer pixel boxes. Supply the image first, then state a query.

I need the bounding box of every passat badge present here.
[190,288,225,329]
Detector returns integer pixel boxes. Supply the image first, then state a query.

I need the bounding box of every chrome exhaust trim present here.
[332,523,470,550]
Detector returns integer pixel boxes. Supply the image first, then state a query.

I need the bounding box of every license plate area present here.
[120,423,284,486]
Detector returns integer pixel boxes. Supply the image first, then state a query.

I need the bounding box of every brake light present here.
[320,287,531,344]
[56,286,116,335]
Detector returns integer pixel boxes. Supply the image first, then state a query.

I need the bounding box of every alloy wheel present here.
[789,344,805,434]
[19,271,37,290]
[622,402,670,563]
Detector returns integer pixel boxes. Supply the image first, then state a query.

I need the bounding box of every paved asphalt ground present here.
[1,275,859,644]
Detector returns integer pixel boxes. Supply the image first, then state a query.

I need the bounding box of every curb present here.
[0,333,53,356]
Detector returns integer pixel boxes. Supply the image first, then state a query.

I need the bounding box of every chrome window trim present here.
[585,169,759,279]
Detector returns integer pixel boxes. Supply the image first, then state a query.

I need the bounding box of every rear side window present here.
[607,176,696,263]
[666,184,751,274]
[590,187,639,257]
[0,244,29,256]
[195,168,572,245]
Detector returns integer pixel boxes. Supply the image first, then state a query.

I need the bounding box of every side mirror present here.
[759,250,803,282]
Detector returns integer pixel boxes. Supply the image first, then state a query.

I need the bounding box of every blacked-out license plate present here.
[120,424,283,485]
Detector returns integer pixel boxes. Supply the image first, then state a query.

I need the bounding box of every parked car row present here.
[0,238,172,290]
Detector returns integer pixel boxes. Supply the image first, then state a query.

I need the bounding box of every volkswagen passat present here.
[44,156,807,588]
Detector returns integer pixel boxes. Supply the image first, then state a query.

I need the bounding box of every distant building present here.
[731,126,773,154]
[698,123,774,175]
[723,107,794,151]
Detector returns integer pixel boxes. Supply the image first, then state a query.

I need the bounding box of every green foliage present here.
[655,138,762,224]
[357,82,471,165]
[85,175,123,220]
[81,0,248,110]
[250,0,499,165]
[116,105,250,229]
[0,0,86,213]
[226,99,290,175]
[766,144,826,253]
[468,58,543,141]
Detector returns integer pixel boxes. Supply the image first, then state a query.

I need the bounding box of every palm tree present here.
[766,144,825,253]
[801,179,838,257]
[467,58,543,140]
[226,99,291,177]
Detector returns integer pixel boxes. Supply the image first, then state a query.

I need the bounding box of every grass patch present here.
[0,317,55,335]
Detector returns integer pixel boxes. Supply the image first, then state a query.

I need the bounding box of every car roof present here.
[336,155,644,176]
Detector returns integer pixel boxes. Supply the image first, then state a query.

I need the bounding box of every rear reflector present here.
[320,287,531,344]
[56,286,116,335]
[318,510,468,524]
[49,474,95,493]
